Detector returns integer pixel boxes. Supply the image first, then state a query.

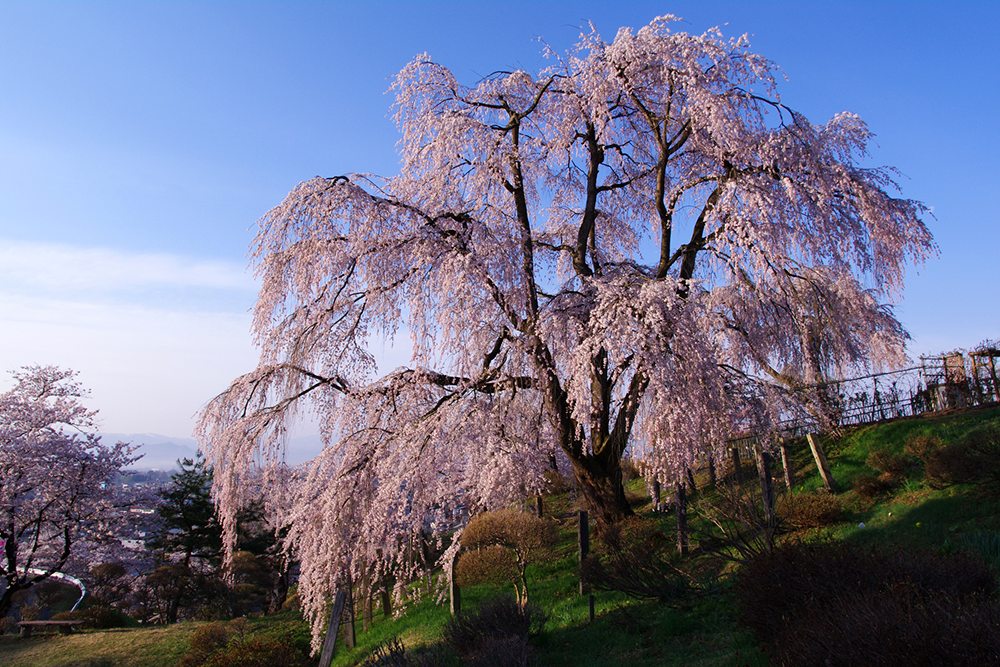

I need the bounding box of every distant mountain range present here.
[99,432,326,471]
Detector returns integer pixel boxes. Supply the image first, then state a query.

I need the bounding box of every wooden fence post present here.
[675,482,688,555]
[317,590,348,667]
[779,437,795,490]
[806,433,837,492]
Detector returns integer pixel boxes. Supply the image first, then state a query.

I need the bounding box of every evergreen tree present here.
[152,456,222,567]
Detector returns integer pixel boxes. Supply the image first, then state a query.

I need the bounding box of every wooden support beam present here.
[318,590,348,667]
[806,433,837,492]
[578,510,590,595]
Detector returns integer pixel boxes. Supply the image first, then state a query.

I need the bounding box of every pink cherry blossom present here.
[196,17,933,648]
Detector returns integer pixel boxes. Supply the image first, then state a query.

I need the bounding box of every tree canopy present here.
[196,16,933,645]
[0,365,137,617]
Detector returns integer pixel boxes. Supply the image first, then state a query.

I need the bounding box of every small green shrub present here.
[441,594,546,657]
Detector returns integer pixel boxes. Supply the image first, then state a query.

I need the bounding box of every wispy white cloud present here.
[0,239,255,293]
[0,241,413,437]
[0,241,259,435]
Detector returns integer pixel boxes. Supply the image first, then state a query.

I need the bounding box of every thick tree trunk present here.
[0,584,21,619]
[571,458,633,525]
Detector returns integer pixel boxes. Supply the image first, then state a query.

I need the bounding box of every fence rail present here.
[729,342,1000,452]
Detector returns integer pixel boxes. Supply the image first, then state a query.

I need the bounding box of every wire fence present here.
[728,341,1000,451]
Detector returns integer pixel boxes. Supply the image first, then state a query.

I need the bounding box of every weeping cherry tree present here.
[196,16,933,647]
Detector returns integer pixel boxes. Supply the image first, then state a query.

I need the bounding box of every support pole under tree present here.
[755,447,776,529]
[675,482,688,555]
[686,467,697,495]
[536,495,544,518]
[380,585,392,619]
[376,548,392,619]
[779,437,795,490]
[362,565,373,633]
[806,433,837,492]
[578,510,595,622]
[708,455,717,488]
[343,569,356,649]
[449,558,461,615]
[578,510,590,596]
[420,531,432,593]
[651,479,661,511]
[731,446,743,484]
[318,590,348,667]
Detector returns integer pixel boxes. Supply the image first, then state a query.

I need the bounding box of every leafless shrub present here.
[580,517,690,601]
[736,541,1000,666]
[904,433,941,459]
[852,473,897,499]
[467,634,536,667]
[776,491,843,529]
[693,477,780,563]
[866,449,909,476]
[441,594,546,658]
[906,429,1000,489]
[360,637,410,667]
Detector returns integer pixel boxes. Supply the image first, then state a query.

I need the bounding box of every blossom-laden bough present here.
[195,16,933,649]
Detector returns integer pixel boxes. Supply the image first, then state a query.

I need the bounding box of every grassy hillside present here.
[3,403,999,667]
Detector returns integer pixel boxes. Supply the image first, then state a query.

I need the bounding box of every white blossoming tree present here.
[0,366,138,618]
[196,17,933,645]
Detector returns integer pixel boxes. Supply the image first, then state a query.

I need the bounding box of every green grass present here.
[4,403,1000,666]
[0,623,197,667]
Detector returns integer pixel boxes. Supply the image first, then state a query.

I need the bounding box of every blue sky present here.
[1,1,997,436]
